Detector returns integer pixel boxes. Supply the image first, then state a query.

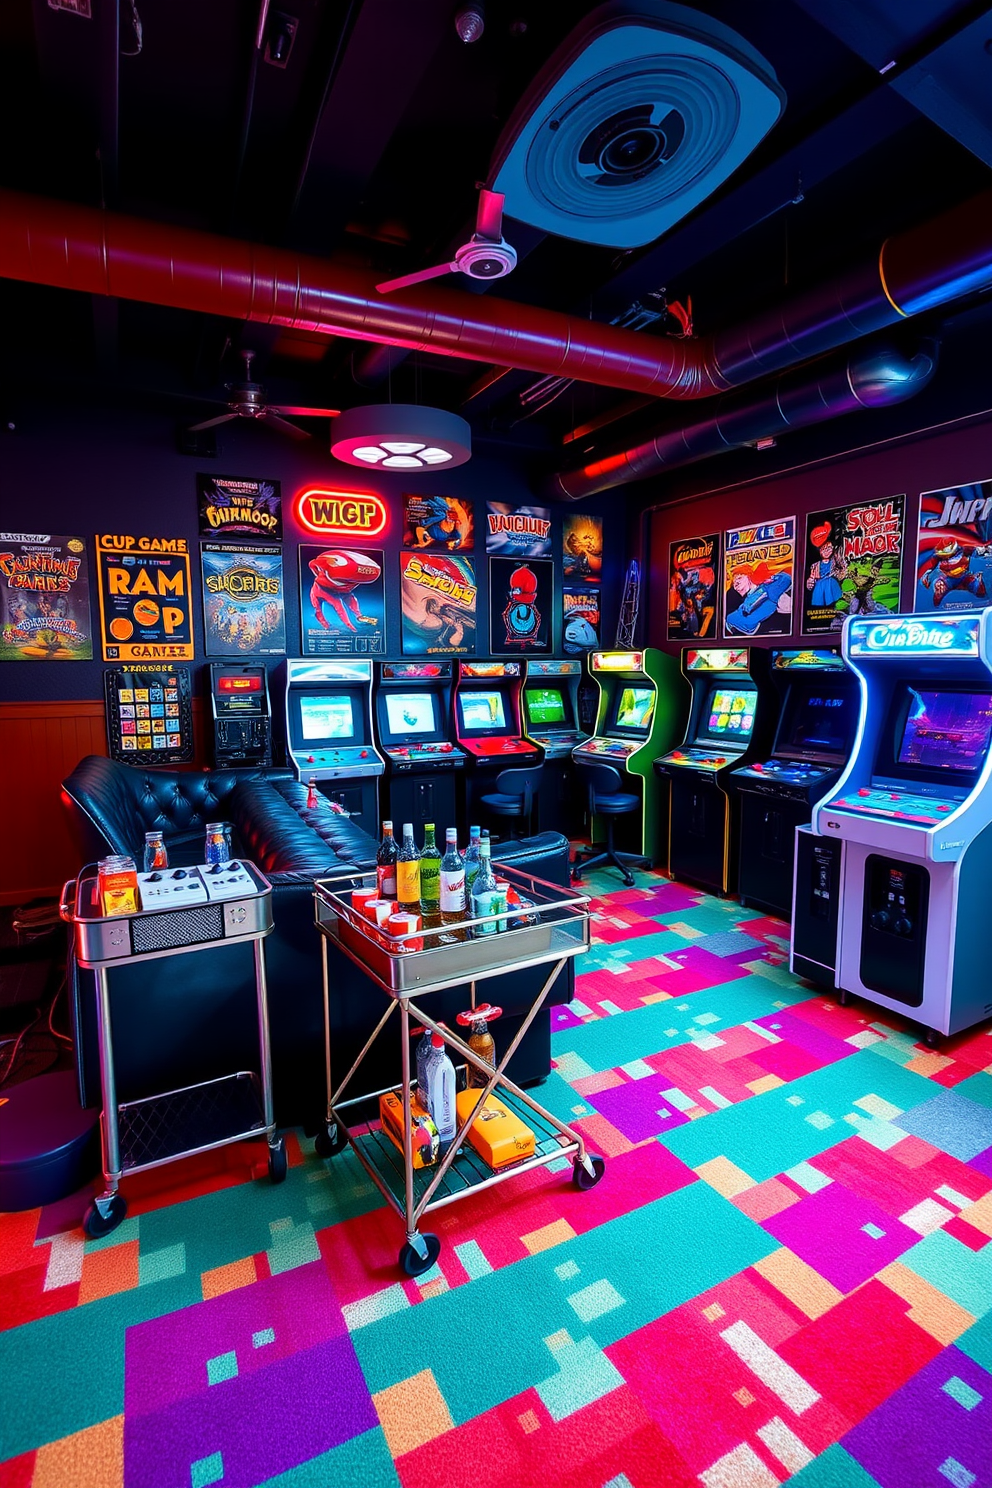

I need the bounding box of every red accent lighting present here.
[294,487,389,539]
[218,675,261,692]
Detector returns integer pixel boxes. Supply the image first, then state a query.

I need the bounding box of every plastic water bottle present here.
[423,1030,457,1152]
[462,825,482,898]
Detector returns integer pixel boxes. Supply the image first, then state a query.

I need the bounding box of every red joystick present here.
[858,788,870,797]
[753,763,764,772]
[306,755,315,763]
[360,750,368,758]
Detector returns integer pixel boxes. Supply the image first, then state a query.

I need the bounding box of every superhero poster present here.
[402,494,474,551]
[802,496,905,634]
[489,557,553,655]
[95,535,194,663]
[723,518,795,639]
[0,533,92,661]
[914,477,992,614]
[201,544,286,657]
[197,474,282,541]
[668,534,719,641]
[299,546,385,656]
[562,513,602,583]
[400,552,476,656]
[563,586,600,654]
[485,502,552,557]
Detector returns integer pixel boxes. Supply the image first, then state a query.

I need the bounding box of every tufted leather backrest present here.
[229,778,378,876]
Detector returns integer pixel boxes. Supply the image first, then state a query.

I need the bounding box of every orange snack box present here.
[455,1088,535,1169]
[378,1090,439,1169]
[100,866,140,917]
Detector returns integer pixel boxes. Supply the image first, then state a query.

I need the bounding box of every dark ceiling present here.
[1,0,990,492]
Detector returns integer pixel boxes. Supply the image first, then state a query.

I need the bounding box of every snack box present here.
[456,1089,535,1169]
[100,868,140,917]
[378,1090,440,1169]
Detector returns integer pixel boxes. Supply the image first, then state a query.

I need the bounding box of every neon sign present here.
[847,616,980,658]
[294,488,389,539]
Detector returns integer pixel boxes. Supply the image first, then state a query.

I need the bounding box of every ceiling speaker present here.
[490,1,785,249]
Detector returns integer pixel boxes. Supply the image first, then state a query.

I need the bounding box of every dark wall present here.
[642,411,992,655]
[0,401,621,710]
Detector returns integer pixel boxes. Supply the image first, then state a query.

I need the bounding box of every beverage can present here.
[471,887,502,936]
[351,886,377,916]
[387,911,423,953]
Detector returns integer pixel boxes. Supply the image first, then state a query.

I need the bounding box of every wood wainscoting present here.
[0,698,210,905]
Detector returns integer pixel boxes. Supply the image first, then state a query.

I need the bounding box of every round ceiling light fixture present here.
[331,404,472,470]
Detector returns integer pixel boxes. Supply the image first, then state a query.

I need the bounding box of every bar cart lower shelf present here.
[313,864,604,1276]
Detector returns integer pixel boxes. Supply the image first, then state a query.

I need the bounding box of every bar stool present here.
[478,765,543,839]
[571,761,647,887]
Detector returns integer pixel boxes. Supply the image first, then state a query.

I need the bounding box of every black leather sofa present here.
[62,756,574,1128]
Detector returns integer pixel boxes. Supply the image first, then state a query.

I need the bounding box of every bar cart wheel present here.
[572,1154,606,1191]
[399,1233,441,1277]
[268,1138,288,1184]
[314,1123,349,1158]
[83,1192,128,1239]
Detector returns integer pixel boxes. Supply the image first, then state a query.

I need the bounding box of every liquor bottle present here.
[457,1003,502,1087]
[397,823,421,914]
[376,820,398,899]
[462,825,482,898]
[306,777,319,809]
[439,828,467,941]
[419,823,442,925]
[471,836,501,937]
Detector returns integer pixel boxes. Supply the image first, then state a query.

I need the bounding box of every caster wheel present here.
[924,1028,939,1049]
[314,1123,349,1158]
[399,1233,441,1277]
[622,875,635,888]
[572,1155,606,1191]
[83,1192,128,1238]
[268,1139,288,1184]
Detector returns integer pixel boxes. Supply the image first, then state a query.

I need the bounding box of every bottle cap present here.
[425,822,435,831]
[402,823,413,835]
[383,820,393,830]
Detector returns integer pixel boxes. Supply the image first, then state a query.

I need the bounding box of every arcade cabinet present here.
[284,659,384,835]
[454,661,541,822]
[795,612,992,1041]
[573,649,682,865]
[373,661,466,835]
[208,663,273,769]
[730,649,858,917]
[523,659,590,837]
[655,648,774,894]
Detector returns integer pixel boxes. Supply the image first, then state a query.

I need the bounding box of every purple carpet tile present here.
[587,1075,691,1143]
[966,1145,992,1180]
[761,1182,921,1294]
[753,1009,856,1064]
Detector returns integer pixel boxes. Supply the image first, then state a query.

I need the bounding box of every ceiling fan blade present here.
[475,188,505,242]
[376,262,457,294]
[269,405,341,418]
[188,412,239,431]
[261,411,312,441]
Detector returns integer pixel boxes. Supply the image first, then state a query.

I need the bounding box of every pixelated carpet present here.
[2,868,991,1488]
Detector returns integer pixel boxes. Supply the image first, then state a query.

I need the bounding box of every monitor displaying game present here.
[525,688,567,727]
[299,694,355,742]
[895,688,992,776]
[613,685,656,733]
[459,690,507,733]
[384,692,437,737]
[700,684,757,744]
[776,684,853,759]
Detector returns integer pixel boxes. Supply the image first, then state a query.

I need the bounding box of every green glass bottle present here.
[419,822,441,925]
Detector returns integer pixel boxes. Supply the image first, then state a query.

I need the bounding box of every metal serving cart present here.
[312,864,601,1276]
[62,860,286,1238]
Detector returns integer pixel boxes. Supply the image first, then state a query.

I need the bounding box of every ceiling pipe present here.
[551,341,938,500]
[0,187,988,400]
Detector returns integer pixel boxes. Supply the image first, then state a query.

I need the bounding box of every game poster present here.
[723,518,796,639]
[802,496,905,634]
[400,552,476,655]
[299,546,385,656]
[197,474,282,541]
[95,535,194,663]
[668,534,719,640]
[562,513,602,583]
[563,586,600,654]
[104,666,193,763]
[485,502,552,557]
[402,494,473,551]
[201,544,286,657]
[914,477,992,613]
[0,533,92,661]
[489,557,553,655]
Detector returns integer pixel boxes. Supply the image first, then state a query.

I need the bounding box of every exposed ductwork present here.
[0,187,990,405]
[551,341,938,500]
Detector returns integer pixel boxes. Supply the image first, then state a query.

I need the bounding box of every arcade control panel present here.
[530,731,587,758]
[734,759,836,799]
[461,738,539,759]
[138,862,259,906]
[660,745,742,772]
[292,746,380,779]
[829,787,961,826]
[575,737,638,761]
[384,742,466,771]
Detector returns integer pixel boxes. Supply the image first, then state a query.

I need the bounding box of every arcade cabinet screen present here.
[702,686,757,742]
[615,686,655,732]
[460,691,507,732]
[299,695,355,742]
[896,689,992,775]
[778,686,852,758]
[385,693,436,736]
[526,688,566,726]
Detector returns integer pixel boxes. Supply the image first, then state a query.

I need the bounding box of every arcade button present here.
[148,873,162,882]
[858,789,870,797]
[172,869,187,879]
[360,750,368,758]
[306,755,315,763]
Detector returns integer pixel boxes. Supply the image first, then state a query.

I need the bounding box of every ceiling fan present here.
[376,187,518,294]
[187,351,340,441]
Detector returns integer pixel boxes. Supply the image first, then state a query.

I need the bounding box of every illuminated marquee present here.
[294,488,389,539]
[847,615,980,658]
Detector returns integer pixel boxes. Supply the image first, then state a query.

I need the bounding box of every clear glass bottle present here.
[439,828,467,941]
[471,836,500,937]
[396,823,421,914]
[143,830,168,872]
[419,823,442,926]
[377,820,397,899]
[462,825,482,899]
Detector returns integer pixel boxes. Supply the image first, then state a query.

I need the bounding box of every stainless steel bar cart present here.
[312,865,602,1276]
[62,860,286,1238]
